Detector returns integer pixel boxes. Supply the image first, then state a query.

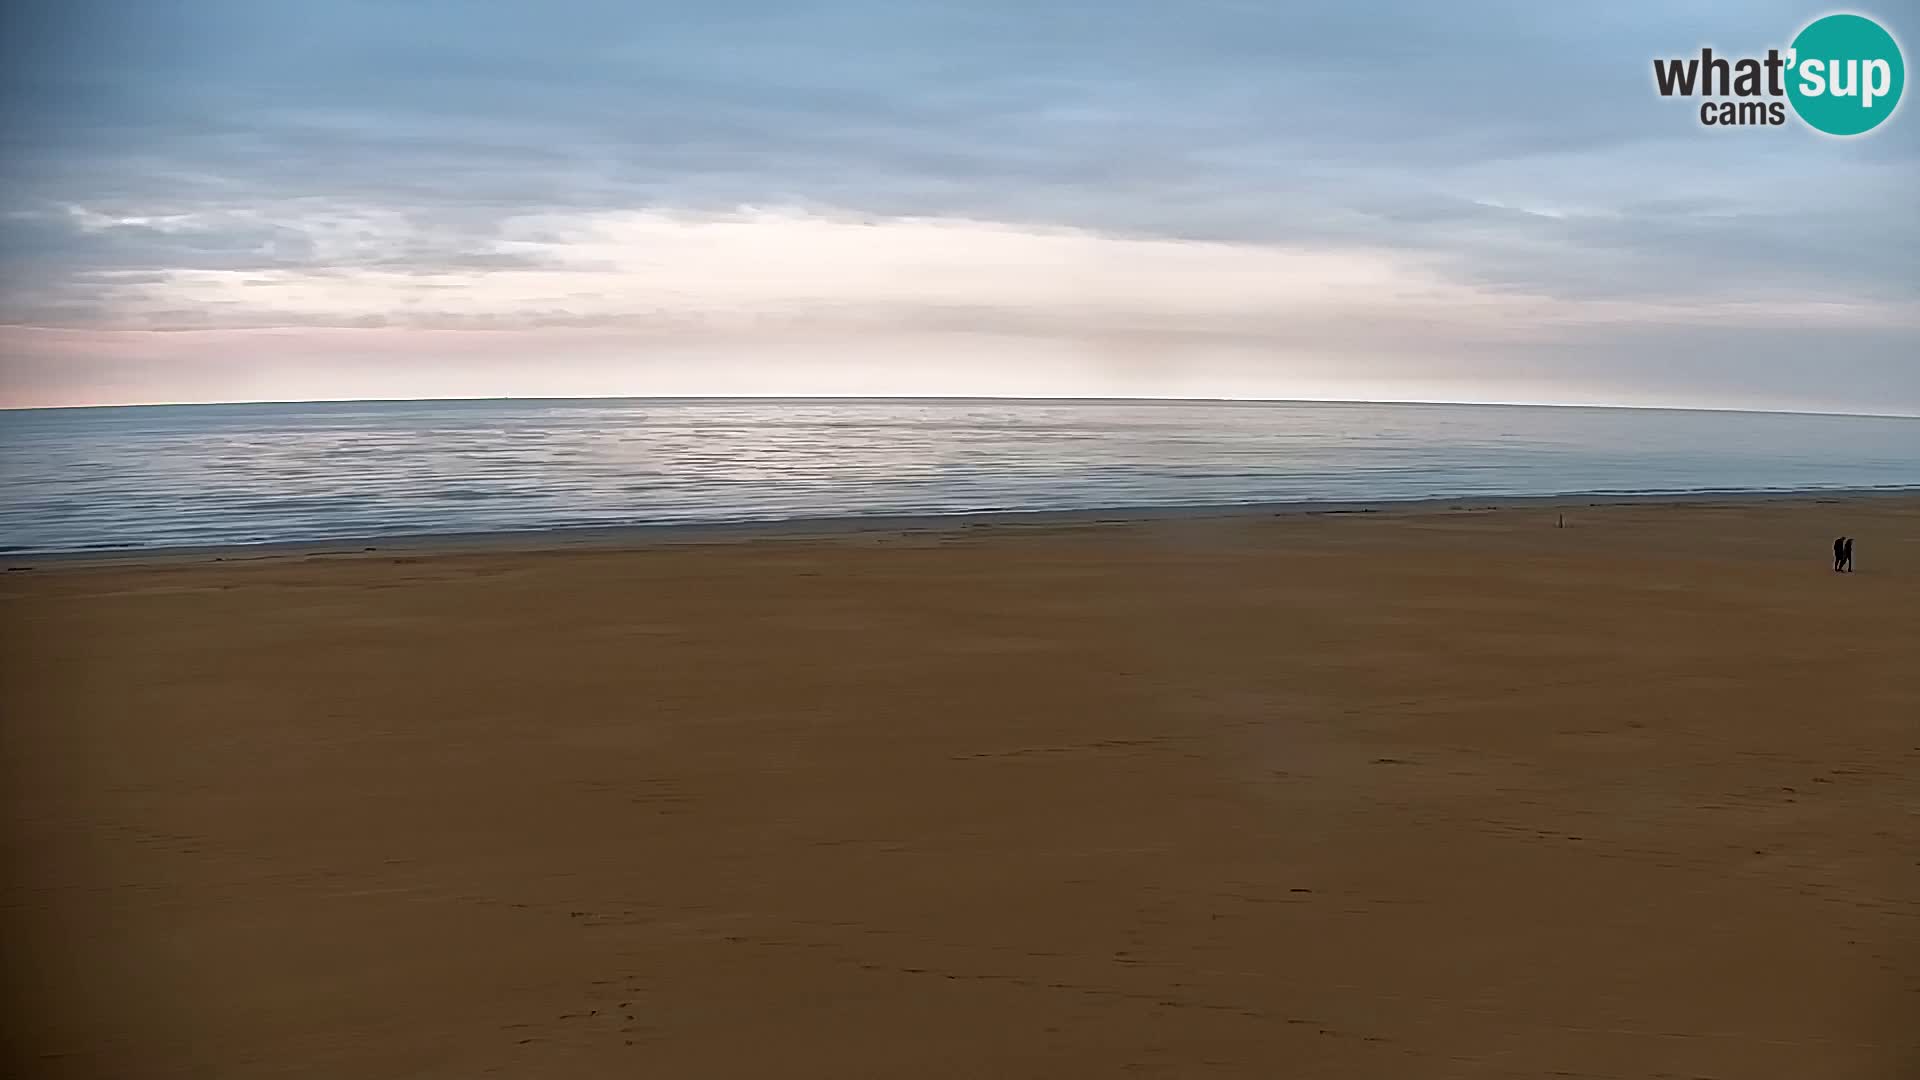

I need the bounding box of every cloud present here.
[33,207,1913,339]
[0,1,1916,411]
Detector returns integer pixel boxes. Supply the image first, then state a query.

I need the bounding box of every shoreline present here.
[9,485,1917,567]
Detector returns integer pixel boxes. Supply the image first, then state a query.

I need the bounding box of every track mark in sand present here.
[107,822,212,857]
[718,929,1397,1039]
[1483,822,1589,845]
[952,736,1187,761]
[502,979,659,1052]
[557,904,656,928]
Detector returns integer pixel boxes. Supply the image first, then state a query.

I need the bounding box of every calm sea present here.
[2,397,1916,554]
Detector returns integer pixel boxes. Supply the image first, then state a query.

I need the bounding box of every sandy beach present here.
[5,495,1917,1078]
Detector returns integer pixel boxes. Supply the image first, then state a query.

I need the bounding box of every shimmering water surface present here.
[2,398,1916,553]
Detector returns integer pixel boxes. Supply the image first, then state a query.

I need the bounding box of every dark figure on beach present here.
[1833,536,1846,572]
[1841,536,1854,573]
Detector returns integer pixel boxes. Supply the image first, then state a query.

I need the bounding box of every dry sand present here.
[5,496,1918,1078]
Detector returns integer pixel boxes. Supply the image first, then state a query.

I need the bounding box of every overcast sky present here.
[1,1,1916,412]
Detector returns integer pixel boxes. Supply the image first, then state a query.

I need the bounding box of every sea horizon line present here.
[4,393,1918,423]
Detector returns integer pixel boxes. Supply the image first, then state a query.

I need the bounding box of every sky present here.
[1,1,1916,413]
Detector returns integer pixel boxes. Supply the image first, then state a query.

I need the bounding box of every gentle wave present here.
[2,398,1917,553]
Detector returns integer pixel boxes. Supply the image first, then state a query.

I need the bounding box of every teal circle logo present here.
[1787,13,1905,135]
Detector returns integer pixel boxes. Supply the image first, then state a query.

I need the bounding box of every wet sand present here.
[5,496,1918,1078]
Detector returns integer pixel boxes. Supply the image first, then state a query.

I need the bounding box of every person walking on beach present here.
[1834,536,1847,572]
[1841,536,1855,573]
